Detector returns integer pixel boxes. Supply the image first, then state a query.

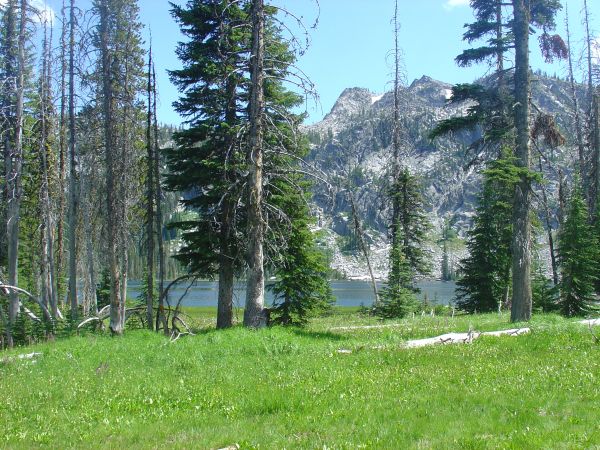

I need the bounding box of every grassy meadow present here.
[1,309,599,449]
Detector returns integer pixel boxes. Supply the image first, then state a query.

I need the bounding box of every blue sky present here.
[26,0,600,125]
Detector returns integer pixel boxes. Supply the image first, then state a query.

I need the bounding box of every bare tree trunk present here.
[145,47,155,330]
[389,0,402,265]
[349,193,379,305]
[583,0,597,215]
[6,0,28,346]
[538,157,558,285]
[38,16,56,323]
[57,0,68,306]
[593,94,600,209]
[510,0,532,322]
[81,175,97,316]
[558,169,567,225]
[99,0,123,335]
[151,62,168,334]
[244,0,267,328]
[565,7,586,189]
[67,0,79,320]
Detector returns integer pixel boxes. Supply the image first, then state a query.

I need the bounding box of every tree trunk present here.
[565,7,586,191]
[217,71,238,329]
[593,94,600,210]
[38,16,56,323]
[99,0,123,335]
[538,157,558,285]
[81,176,97,316]
[152,62,168,334]
[244,0,267,328]
[145,47,155,330]
[57,0,68,306]
[510,0,532,322]
[583,0,597,215]
[349,193,379,305]
[390,0,402,258]
[67,0,79,320]
[6,0,27,346]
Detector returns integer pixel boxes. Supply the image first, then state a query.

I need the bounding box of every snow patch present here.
[371,94,384,104]
[443,89,452,100]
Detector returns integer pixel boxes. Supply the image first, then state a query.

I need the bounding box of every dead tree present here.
[244,0,267,328]
[67,0,79,319]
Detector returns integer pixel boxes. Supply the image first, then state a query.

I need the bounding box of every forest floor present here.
[1,309,599,449]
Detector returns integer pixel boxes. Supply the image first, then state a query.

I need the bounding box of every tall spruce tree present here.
[167,0,249,329]
[455,150,520,313]
[434,0,563,321]
[379,169,430,318]
[167,0,326,328]
[268,180,333,326]
[557,181,598,317]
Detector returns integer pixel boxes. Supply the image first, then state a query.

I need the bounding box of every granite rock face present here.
[304,74,579,280]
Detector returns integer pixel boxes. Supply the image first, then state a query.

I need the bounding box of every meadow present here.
[1,309,599,449]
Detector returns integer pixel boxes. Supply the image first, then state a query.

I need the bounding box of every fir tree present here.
[557,182,598,317]
[377,224,419,319]
[379,168,430,318]
[269,213,333,326]
[455,150,520,313]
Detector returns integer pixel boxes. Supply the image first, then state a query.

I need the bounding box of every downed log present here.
[0,284,60,322]
[404,328,530,349]
[580,319,600,326]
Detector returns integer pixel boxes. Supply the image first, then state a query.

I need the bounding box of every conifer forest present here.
[1,0,600,448]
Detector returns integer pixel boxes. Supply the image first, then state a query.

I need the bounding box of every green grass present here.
[1,311,599,449]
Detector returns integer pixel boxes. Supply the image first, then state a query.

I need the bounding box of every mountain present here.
[304,73,580,280]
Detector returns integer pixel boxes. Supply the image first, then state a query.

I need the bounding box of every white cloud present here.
[443,0,470,10]
[0,0,55,24]
[31,0,56,26]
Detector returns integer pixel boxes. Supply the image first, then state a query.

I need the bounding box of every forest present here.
[1,0,600,447]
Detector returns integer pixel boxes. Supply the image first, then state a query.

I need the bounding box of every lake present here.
[128,280,457,307]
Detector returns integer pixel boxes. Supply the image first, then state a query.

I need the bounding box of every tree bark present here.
[217,69,238,329]
[152,62,168,334]
[57,0,68,306]
[583,0,597,215]
[145,47,155,330]
[67,0,79,320]
[349,193,379,305]
[510,0,532,322]
[565,7,586,190]
[99,0,123,335]
[5,0,27,346]
[244,0,267,328]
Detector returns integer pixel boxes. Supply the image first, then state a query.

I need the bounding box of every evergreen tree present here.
[455,150,519,313]
[269,199,333,326]
[380,168,430,318]
[557,182,598,317]
[167,0,245,329]
[377,225,419,319]
[167,0,325,327]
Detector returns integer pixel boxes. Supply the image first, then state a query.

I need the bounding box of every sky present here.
[15,0,600,125]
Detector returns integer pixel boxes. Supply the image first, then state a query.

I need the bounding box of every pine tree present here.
[557,182,598,317]
[168,0,321,328]
[377,224,419,319]
[455,150,520,313]
[167,0,251,329]
[269,191,333,326]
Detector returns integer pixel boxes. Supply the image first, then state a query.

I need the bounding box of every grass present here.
[1,310,599,449]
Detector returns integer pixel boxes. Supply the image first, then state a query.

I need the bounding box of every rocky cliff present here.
[305,73,579,280]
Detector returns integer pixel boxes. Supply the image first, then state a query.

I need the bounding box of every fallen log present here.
[404,328,530,349]
[580,319,600,326]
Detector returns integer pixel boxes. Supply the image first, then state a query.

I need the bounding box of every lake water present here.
[128,280,457,307]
